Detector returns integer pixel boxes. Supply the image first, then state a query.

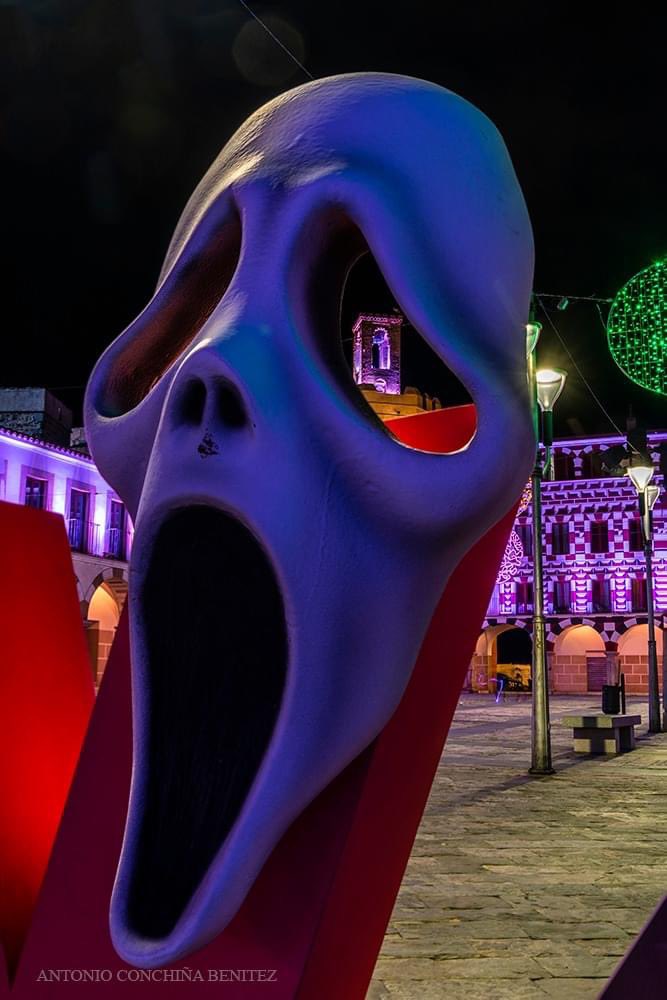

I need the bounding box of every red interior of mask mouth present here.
[124,505,287,940]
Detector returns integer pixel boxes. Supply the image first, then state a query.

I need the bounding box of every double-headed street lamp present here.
[527,320,567,775]
[627,462,662,733]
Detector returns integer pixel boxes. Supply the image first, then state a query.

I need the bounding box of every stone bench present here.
[561,714,642,755]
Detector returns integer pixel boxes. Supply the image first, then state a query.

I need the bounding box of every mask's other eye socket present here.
[97,203,242,417]
[291,207,474,453]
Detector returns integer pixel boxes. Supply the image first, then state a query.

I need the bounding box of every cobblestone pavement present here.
[368,693,667,999]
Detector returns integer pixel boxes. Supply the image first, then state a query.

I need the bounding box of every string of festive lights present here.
[517,481,533,515]
[497,529,524,583]
[607,258,667,396]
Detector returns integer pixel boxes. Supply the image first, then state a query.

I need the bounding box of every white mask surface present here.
[84,72,535,967]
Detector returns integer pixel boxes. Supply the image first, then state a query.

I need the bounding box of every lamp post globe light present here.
[527,318,567,776]
[627,464,655,494]
[627,462,662,733]
[535,368,567,482]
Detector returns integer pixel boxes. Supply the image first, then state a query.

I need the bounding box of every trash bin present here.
[602,684,621,715]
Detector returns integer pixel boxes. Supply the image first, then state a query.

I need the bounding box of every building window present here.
[551,522,570,555]
[24,475,47,509]
[106,499,126,560]
[591,578,611,612]
[68,487,90,553]
[579,452,595,478]
[516,581,534,614]
[517,522,533,558]
[631,577,647,613]
[628,517,644,552]
[371,329,391,369]
[590,520,609,553]
[553,452,575,480]
[552,580,571,614]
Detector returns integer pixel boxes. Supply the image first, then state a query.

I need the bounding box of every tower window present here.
[371,328,391,369]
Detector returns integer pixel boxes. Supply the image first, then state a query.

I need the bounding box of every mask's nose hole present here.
[216,380,247,429]
[176,377,248,430]
[180,379,207,426]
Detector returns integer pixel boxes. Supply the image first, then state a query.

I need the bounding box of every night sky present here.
[1,1,664,434]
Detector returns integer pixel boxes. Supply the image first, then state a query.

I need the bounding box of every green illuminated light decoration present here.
[607,258,667,396]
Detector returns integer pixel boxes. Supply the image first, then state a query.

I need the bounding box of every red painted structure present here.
[1,404,530,997]
[0,502,94,984]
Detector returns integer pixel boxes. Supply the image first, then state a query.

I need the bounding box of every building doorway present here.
[496,627,532,691]
[86,582,120,685]
[586,656,608,692]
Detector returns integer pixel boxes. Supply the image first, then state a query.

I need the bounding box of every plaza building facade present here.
[0,411,132,686]
[471,432,667,696]
[348,317,666,696]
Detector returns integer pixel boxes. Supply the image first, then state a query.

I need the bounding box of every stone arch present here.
[82,565,128,618]
[554,624,605,656]
[552,624,606,694]
[371,327,391,369]
[85,580,123,686]
[547,616,607,645]
[617,623,664,696]
[470,624,532,693]
[82,566,128,687]
[617,622,663,654]
[74,575,86,617]
[496,626,532,691]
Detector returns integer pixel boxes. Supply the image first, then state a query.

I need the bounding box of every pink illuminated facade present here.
[0,424,131,684]
[472,431,667,695]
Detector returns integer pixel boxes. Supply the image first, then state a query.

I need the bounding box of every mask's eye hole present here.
[291,207,475,454]
[342,252,473,440]
[97,202,242,417]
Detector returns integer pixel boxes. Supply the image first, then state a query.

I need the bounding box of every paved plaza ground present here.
[369,693,667,999]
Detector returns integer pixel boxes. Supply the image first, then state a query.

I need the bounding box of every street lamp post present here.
[627,465,661,732]
[527,321,566,776]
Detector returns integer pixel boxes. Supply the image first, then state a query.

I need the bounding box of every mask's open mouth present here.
[124,505,287,941]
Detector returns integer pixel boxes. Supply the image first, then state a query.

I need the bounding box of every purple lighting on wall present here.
[488,431,666,621]
[612,571,629,613]
[573,573,588,615]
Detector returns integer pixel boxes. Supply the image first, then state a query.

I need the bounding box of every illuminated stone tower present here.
[352,313,402,395]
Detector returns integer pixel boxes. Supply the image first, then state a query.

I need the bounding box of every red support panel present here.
[0,503,94,983]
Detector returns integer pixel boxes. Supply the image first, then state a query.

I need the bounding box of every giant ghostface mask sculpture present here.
[85,73,535,967]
